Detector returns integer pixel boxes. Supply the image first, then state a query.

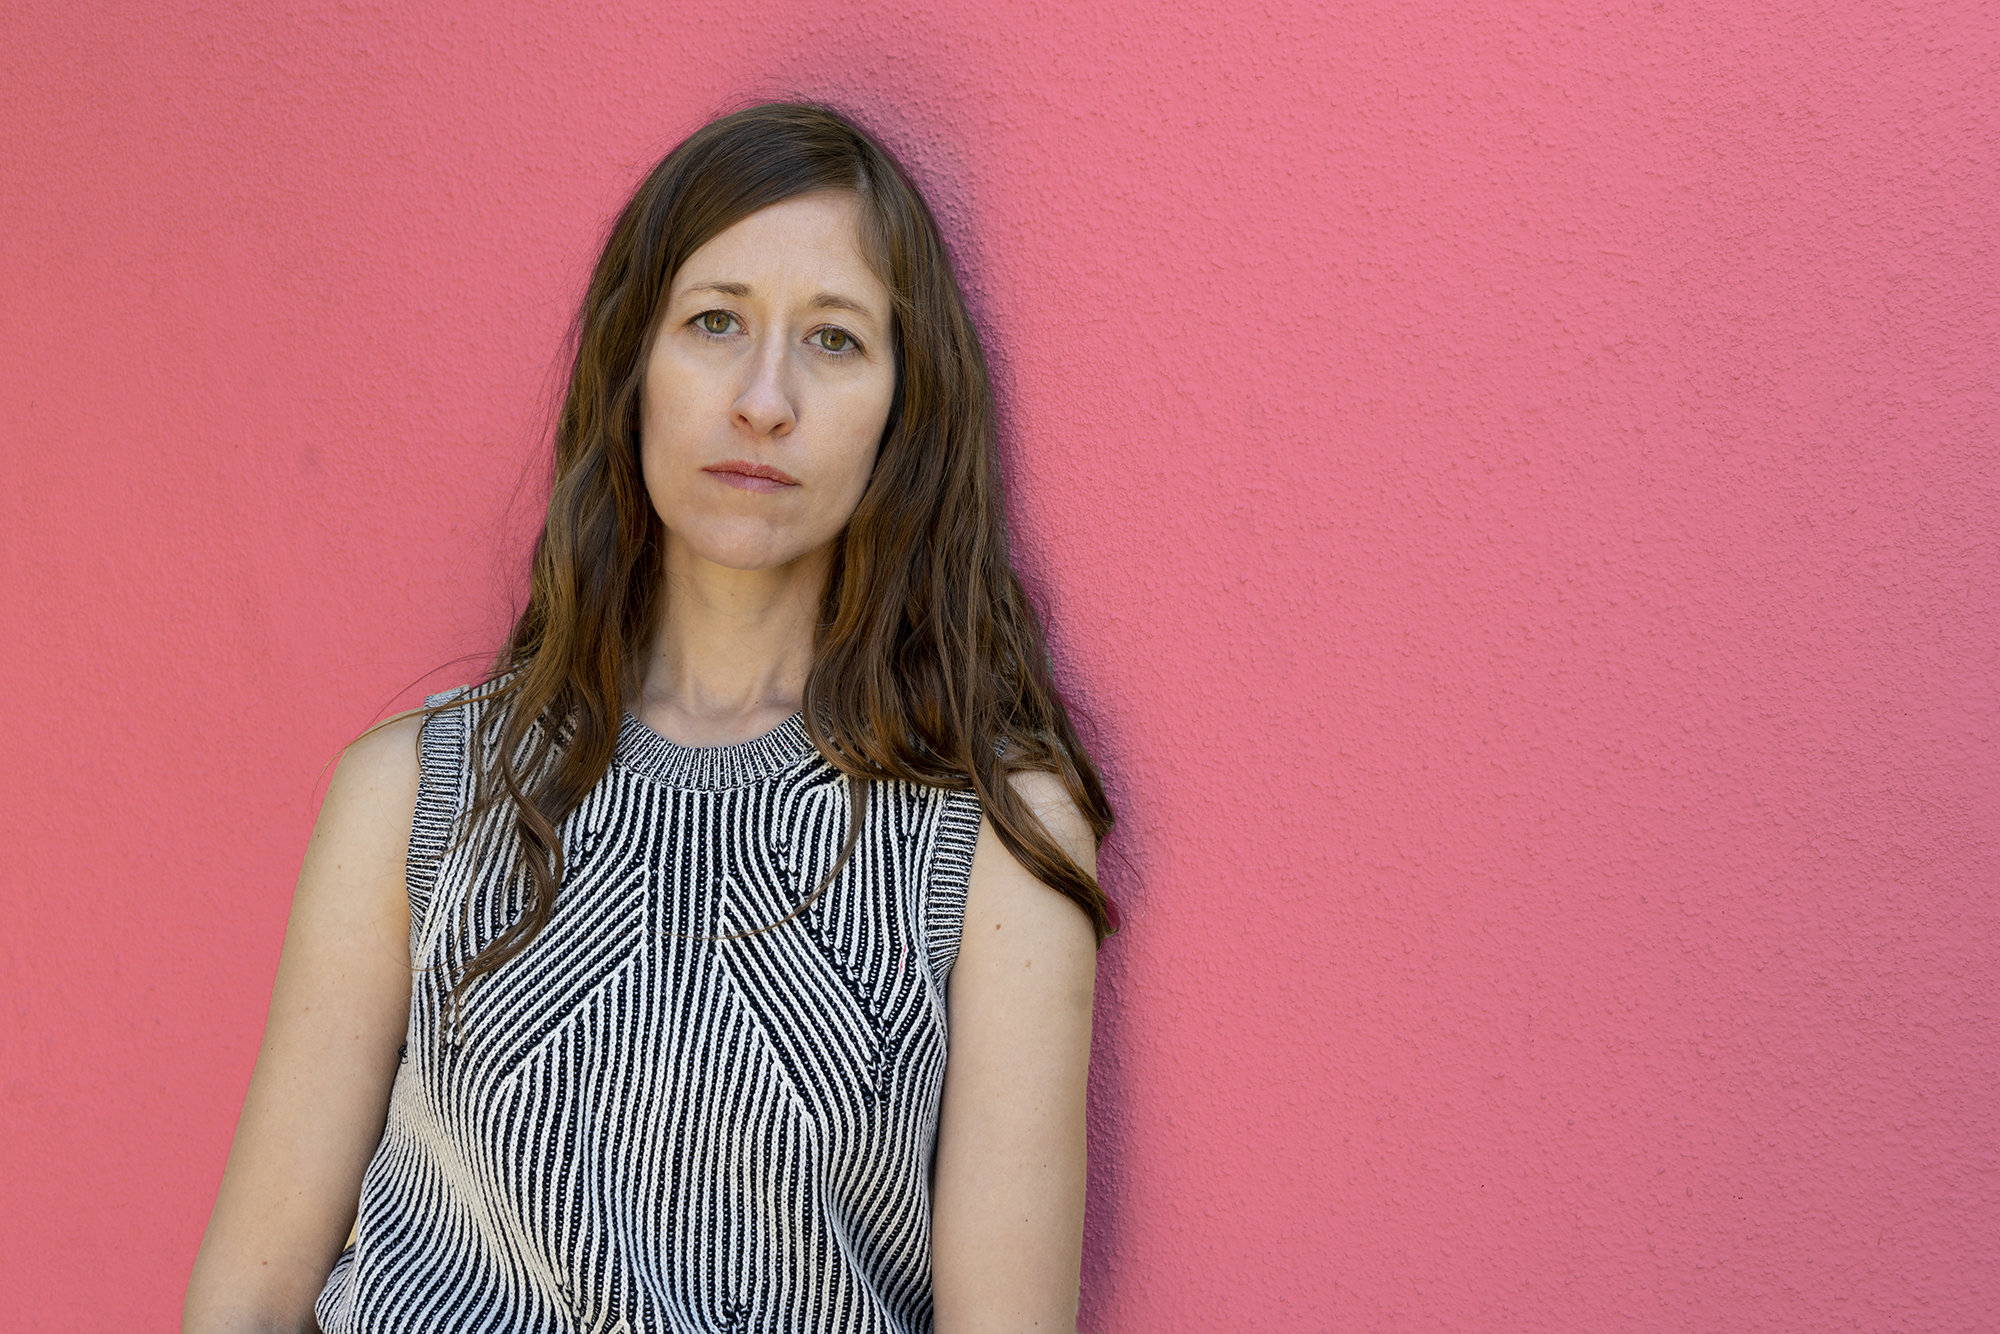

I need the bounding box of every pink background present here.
[4,1,1995,1329]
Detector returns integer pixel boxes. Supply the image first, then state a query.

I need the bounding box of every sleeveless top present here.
[315,687,982,1334]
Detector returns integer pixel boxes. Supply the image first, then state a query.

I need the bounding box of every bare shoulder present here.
[331,710,426,800]
[962,770,1098,976]
[997,769,1098,877]
[296,708,428,930]
[299,711,427,902]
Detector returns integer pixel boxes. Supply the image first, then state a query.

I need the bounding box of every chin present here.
[668,518,833,575]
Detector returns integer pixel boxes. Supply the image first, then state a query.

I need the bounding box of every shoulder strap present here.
[405,687,473,962]
[923,788,983,990]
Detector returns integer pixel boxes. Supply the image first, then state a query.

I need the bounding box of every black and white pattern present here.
[315,688,980,1333]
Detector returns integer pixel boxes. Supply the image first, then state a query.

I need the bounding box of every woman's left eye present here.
[811,327,858,354]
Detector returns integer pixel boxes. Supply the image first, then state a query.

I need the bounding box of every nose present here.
[732,335,797,438]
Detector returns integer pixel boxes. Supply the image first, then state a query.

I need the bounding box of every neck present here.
[634,536,829,747]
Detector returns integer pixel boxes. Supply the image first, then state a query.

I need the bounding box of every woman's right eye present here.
[695,310,736,336]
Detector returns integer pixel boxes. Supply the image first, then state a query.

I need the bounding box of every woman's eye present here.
[697,311,734,335]
[813,328,855,353]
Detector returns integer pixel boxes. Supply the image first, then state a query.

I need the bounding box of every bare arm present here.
[184,715,424,1333]
[931,774,1100,1334]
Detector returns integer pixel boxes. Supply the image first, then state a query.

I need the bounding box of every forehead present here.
[670,191,888,305]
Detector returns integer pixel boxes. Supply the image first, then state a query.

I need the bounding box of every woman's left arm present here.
[931,773,1100,1334]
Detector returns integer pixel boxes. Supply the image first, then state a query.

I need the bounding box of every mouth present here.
[702,460,801,493]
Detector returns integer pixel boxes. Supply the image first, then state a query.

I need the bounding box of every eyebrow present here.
[682,281,879,319]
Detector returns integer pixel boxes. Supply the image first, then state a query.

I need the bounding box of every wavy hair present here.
[444,102,1115,1001]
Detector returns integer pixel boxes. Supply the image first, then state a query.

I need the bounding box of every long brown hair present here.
[448,102,1115,1000]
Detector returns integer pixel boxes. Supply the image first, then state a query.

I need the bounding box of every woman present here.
[184,103,1115,1334]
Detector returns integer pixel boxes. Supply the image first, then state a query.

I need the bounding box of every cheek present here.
[639,362,699,480]
[830,374,895,487]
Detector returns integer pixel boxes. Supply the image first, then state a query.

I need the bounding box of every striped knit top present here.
[315,687,982,1334]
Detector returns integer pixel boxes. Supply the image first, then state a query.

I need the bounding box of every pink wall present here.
[4,1,1994,1329]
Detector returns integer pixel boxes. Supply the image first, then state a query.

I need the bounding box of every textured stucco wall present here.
[3,1,1995,1329]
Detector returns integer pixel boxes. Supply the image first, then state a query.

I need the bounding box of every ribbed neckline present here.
[612,710,817,790]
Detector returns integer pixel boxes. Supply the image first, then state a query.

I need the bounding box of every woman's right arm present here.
[184,714,425,1334]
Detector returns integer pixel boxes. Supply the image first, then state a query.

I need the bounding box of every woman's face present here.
[640,190,897,576]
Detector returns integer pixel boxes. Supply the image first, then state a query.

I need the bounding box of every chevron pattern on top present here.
[315,688,980,1334]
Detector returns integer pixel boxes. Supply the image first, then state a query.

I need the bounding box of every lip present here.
[702,459,801,493]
